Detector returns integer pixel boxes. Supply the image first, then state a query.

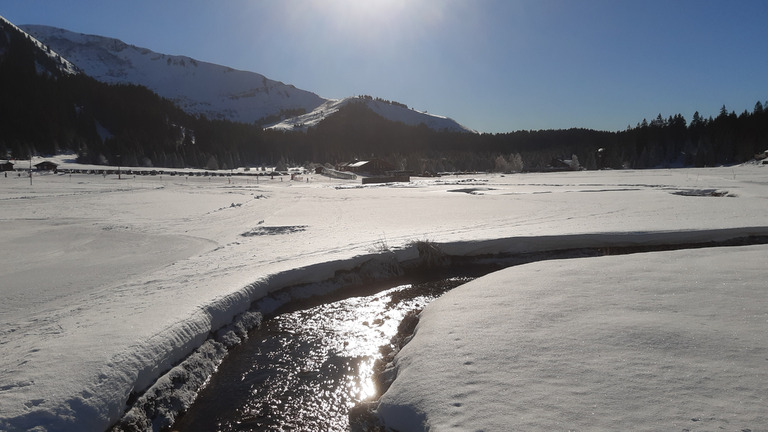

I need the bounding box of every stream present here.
[169,235,768,431]
[171,277,473,431]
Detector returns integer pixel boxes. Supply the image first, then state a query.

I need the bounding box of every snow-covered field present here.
[1,161,767,431]
[376,246,768,431]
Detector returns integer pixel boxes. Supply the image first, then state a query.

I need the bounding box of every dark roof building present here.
[34,161,59,171]
[0,160,13,171]
[338,159,395,175]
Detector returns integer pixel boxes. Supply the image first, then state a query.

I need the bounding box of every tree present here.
[570,154,580,170]
[274,157,287,171]
[206,155,219,170]
[718,104,729,119]
[493,155,511,172]
[690,111,704,128]
[650,114,667,128]
[509,153,524,172]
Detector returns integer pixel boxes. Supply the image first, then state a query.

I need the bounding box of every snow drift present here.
[376,244,768,431]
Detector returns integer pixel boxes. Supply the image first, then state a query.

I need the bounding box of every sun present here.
[306,0,416,43]
[323,0,408,22]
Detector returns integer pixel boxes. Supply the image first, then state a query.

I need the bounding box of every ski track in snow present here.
[1,162,768,431]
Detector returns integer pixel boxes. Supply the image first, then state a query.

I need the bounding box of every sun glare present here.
[326,0,408,22]
[305,0,433,44]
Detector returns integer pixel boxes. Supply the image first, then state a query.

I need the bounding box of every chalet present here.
[0,160,13,171]
[547,156,581,172]
[34,161,59,171]
[337,158,395,175]
[549,158,573,171]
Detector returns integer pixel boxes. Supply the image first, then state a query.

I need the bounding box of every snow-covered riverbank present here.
[1,165,767,431]
[376,244,768,431]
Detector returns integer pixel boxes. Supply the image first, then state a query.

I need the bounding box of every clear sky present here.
[2,0,767,133]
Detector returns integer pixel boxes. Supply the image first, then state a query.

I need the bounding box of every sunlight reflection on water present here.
[172,278,470,431]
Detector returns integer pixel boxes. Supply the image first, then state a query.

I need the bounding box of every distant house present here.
[337,159,395,175]
[34,161,59,171]
[0,160,13,171]
[548,156,581,172]
[549,158,573,171]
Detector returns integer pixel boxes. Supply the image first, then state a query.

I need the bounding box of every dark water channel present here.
[167,236,768,431]
[172,277,473,431]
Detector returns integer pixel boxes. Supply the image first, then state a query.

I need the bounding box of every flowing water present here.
[172,277,472,431]
[169,237,768,431]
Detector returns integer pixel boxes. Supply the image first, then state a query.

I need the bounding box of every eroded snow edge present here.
[115,227,768,432]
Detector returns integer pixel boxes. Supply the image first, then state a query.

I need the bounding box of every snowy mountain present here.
[0,17,78,77]
[20,24,474,133]
[268,96,476,133]
[20,24,327,125]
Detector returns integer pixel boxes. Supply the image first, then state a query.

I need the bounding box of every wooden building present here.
[337,159,395,175]
[34,161,59,171]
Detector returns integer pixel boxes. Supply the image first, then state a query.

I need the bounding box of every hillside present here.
[20,24,327,125]
[0,16,78,77]
[268,96,475,133]
[21,24,473,133]
[1,16,236,168]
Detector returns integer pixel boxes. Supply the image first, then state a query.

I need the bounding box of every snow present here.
[1,162,767,431]
[376,245,768,431]
[18,25,473,133]
[267,97,475,133]
[20,25,327,124]
[0,17,78,76]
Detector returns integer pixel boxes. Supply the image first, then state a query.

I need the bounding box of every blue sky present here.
[2,0,766,133]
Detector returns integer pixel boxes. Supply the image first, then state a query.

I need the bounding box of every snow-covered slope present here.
[20,24,327,124]
[0,17,78,76]
[19,24,474,133]
[268,96,476,133]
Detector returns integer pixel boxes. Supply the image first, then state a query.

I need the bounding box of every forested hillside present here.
[2,18,766,172]
[261,101,768,173]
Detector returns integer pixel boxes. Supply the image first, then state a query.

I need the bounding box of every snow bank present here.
[1,165,767,431]
[376,244,768,431]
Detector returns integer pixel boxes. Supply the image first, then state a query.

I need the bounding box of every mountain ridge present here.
[21,24,474,133]
[20,24,328,125]
[267,96,476,133]
[0,17,78,77]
